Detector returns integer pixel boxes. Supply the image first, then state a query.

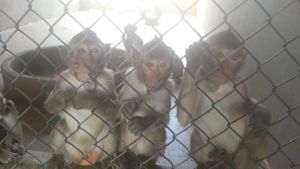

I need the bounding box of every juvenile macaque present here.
[122,24,184,85]
[177,30,271,169]
[117,37,176,169]
[0,94,24,165]
[44,30,119,168]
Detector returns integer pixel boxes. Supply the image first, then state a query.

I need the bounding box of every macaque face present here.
[142,57,171,91]
[68,43,105,76]
[220,48,244,76]
[203,46,244,79]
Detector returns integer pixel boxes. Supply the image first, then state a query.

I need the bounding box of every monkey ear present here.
[130,47,143,68]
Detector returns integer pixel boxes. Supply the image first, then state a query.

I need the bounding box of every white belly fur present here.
[194,84,249,154]
[195,109,247,153]
[57,106,106,160]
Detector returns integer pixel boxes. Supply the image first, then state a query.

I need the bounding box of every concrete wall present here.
[197,0,300,168]
[0,0,80,31]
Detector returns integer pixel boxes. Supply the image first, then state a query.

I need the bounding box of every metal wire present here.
[0,0,299,168]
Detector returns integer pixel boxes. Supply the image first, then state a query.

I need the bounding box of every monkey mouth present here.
[145,81,162,91]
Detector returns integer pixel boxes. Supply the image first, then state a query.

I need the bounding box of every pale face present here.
[220,48,244,77]
[142,57,172,91]
[68,44,104,75]
[202,46,244,79]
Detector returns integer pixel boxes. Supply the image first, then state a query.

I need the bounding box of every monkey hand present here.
[83,79,96,91]
[44,90,70,113]
[124,24,137,35]
[185,41,209,73]
[248,102,271,136]
[128,116,158,135]
[121,102,140,119]
[8,142,24,161]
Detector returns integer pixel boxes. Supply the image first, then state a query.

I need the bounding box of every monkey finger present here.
[123,110,134,119]
[122,102,139,118]
[8,143,24,160]
[130,128,142,136]
[10,143,24,154]
[128,120,138,130]
[128,124,140,135]
[128,119,144,135]
[249,121,268,135]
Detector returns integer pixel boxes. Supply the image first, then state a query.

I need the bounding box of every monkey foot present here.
[199,148,227,169]
[73,151,98,166]
[209,148,226,162]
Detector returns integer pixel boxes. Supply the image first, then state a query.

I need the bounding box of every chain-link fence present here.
[0,0,300,169]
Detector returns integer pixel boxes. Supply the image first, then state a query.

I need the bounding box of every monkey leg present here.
[45,154,65,169]
[232,148,258,169]
[90,156,114,169]
[122,127,166,169]
[190,130,211,168]
[190,130,234,169]
[232,135,268,169]
[197,149,233,169]
[230,124,270,169]
[119,151,160,169]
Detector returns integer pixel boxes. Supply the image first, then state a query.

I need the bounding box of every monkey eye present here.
[228,50,241,61]
[159,62,167,68]
[74,61,80,66]
[77,48,85,55]
[230,54,240,60]
[144,62,154,68]
[211,50,224,60]
[90,48,100,55]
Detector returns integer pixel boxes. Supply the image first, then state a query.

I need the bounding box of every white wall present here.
[0,0,80,31]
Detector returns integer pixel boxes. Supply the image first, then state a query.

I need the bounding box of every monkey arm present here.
[247,98,271,137]
[171,55,184,85]
[120,101,155,135]
[176,41,210,127]
[44,78,75,114]
[127,116,158,135]
[185,41,209,74]
[127,106,166,136]
[120,100,140,119]
[44,89,68,114]
[72,69,116,109]
[125,90,171,135]
[93,69,115,97]
[177,71,202,127]
[233,98,271,166]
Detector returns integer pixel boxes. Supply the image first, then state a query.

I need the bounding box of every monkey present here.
[0,93,24,165]
[116,37,177,169]
[44,29,119,169]
[177,30,271,169]
[121,24,184,87]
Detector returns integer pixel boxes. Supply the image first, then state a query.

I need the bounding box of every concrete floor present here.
[0,10,199,169]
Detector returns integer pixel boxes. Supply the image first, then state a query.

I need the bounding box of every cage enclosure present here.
[0,0,299,168]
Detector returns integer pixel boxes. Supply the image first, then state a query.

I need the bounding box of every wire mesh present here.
[0,0,299,169]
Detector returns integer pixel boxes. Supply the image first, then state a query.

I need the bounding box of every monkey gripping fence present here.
[0,0,300,168]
